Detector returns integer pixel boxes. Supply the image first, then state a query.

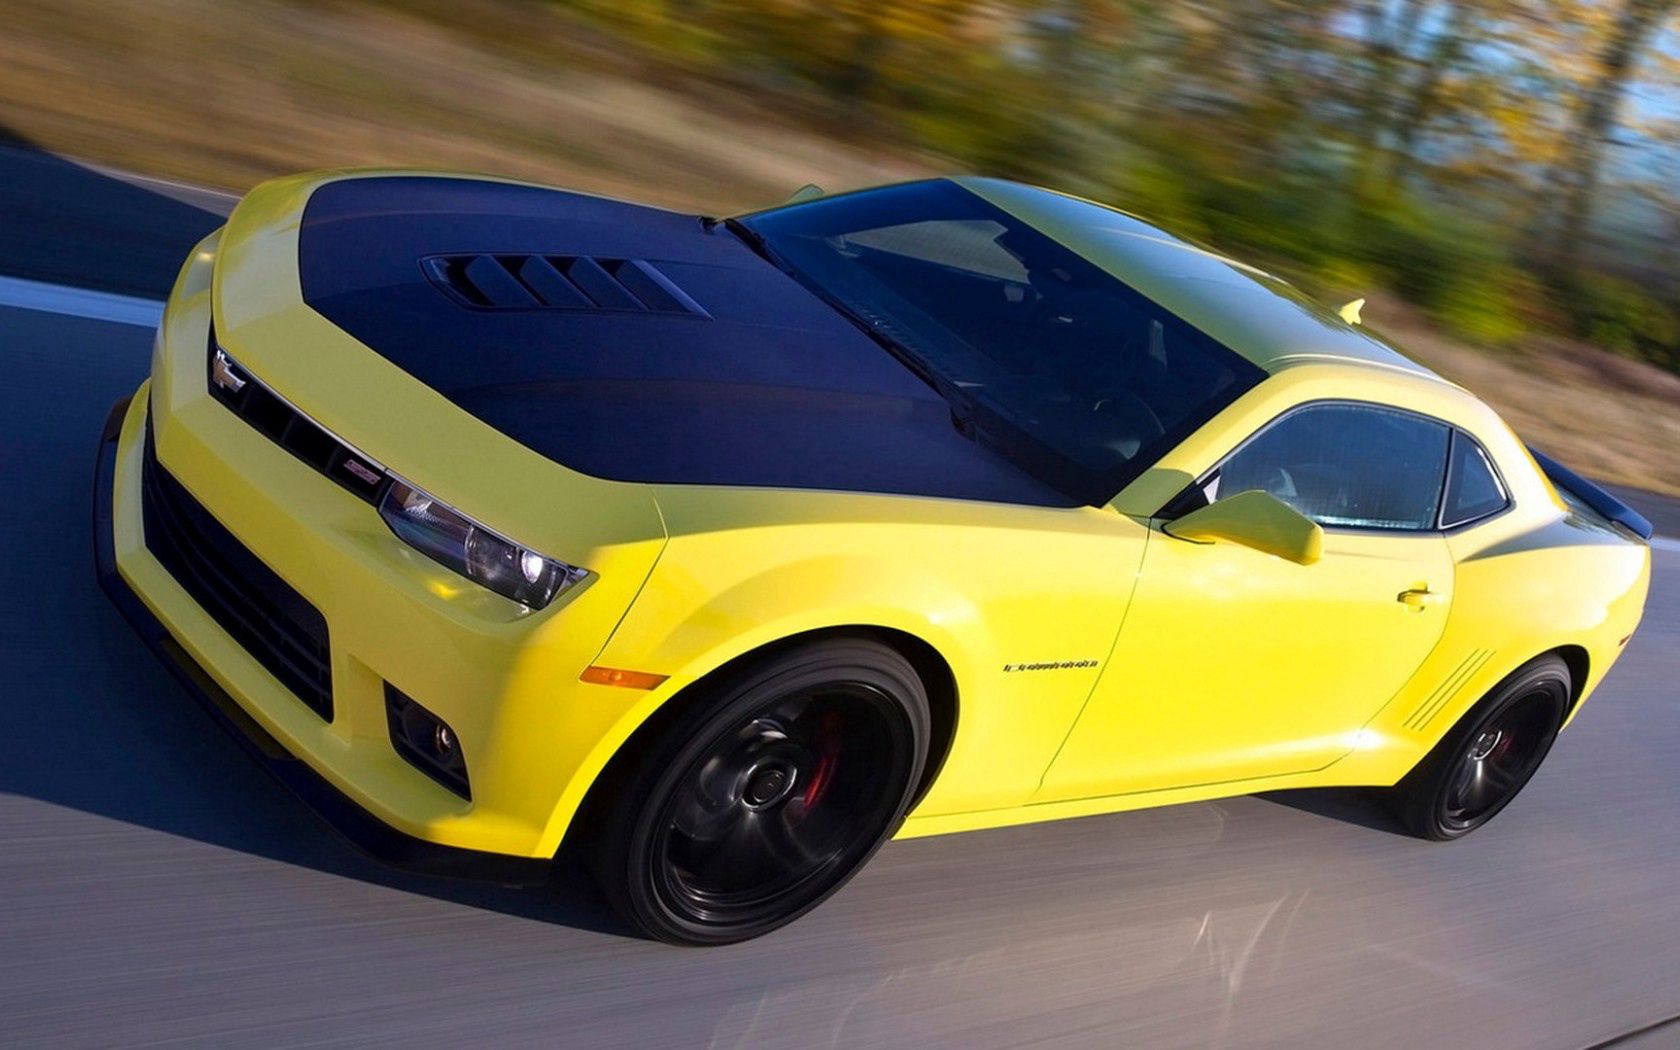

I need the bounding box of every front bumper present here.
[95,394,551,883]
[99,358,663,871]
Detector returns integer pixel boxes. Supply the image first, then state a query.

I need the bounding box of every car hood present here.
[297,175,1069,507]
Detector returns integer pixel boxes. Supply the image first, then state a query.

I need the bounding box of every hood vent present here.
[423,253,709,317]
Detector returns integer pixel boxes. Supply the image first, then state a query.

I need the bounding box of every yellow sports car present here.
[96,172,1651,944]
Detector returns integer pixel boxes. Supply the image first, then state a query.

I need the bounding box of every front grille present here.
[141,420,334,720]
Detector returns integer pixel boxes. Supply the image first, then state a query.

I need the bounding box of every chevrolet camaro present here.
[95,172,1652,944]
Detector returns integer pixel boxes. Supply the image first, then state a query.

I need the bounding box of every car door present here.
[1035,401,1457,802]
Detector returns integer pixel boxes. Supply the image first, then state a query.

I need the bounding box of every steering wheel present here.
[1088,388,1166,459]
[1090,388,1165,436]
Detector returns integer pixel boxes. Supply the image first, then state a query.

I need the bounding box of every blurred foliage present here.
[560,0,1680,366]
[1574,273,1680,366]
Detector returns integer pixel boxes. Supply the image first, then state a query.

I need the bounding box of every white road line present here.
[89,163,240,203]
[0,274,163,328]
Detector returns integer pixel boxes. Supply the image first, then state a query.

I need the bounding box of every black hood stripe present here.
[298,176,1073,508]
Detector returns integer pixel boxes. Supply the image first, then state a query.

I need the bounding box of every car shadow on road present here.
[0,136,632,940]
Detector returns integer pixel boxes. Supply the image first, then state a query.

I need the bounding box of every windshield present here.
[737,180,1266,505]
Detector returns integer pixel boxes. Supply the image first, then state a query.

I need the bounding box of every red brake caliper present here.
[801,711,843,811]
[1488,732,1514,765]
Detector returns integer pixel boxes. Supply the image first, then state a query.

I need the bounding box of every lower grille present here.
[141,420,334,720]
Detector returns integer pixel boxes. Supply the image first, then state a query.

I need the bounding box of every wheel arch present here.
[555,625,959,862]
[1548,643,1590,718]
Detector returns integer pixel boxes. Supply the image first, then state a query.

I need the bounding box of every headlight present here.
[379,479,587,609]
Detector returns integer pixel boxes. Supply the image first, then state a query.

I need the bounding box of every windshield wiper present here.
[843,303,978,421]
[719,217,785,272]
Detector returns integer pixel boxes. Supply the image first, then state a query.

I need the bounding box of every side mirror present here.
[1163,489,1323,565]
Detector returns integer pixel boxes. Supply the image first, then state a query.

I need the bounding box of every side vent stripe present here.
[1407,651,1459,730]
[1406,649,1495,731]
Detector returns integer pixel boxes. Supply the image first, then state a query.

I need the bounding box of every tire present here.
[587,638,930,945]
[1388,654,1570,841]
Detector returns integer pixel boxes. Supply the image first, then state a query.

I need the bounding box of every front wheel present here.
[589,639,930,945]
[1388,654,1570,841]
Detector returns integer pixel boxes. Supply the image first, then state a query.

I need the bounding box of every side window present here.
[1440,430,1509,527]
[1209,403,1451,530]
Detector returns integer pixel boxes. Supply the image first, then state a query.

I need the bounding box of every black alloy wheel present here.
[1390,654,1570,841]
[589,639,930,945]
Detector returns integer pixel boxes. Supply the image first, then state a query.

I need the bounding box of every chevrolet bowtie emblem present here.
[211,348,247,393]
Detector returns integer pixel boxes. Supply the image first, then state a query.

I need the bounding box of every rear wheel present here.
[589,639,929,945]
[1389,655,1570,841]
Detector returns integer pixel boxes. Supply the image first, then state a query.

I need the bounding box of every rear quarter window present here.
[1441,431,1509,528]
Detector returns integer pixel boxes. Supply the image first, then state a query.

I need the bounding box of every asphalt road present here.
[2,149,1679,1049]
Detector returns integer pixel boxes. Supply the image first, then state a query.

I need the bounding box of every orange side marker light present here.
[581,665,669,690]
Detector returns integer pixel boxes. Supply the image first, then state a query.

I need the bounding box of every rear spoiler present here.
[1526,446,1654,541]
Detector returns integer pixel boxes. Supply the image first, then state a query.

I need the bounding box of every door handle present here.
[1398,587,1442,611]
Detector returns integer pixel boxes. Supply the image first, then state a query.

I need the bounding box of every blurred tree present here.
[1550,0,1678,271]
